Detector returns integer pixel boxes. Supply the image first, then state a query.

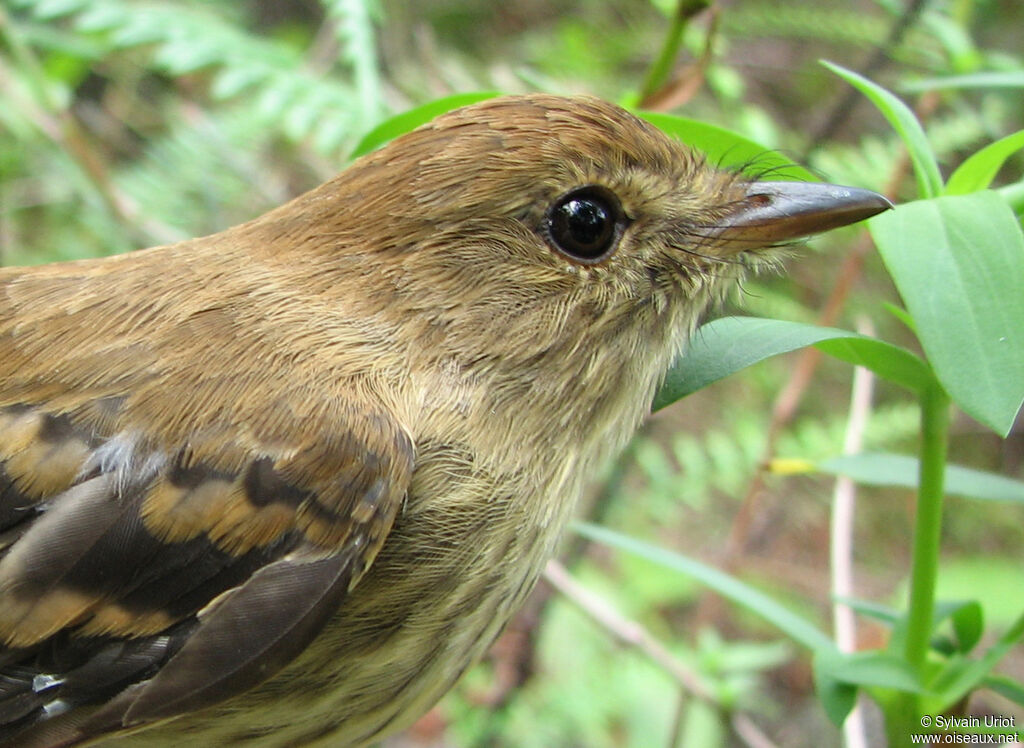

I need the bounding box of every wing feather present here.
[0,228,415,747]
[120,551,355,725]
[0,406,413,746]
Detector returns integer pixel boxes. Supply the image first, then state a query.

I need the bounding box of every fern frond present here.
[12,0,369,153]
[322,0,383,126]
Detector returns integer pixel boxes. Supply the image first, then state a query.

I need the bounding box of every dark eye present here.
[544,186,625,264]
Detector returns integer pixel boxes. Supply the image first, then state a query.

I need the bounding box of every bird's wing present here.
[0,399,413,745]
[0,280,415,745]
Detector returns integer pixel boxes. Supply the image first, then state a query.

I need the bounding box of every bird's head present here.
[246,95,888,441]
[258,95,886,356]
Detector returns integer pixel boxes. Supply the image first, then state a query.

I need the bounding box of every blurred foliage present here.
[2,1,1023,746]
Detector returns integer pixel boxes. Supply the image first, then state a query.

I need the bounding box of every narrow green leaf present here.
[637,112,817,181]
[882,303,917,334]
[901,71,1024,93]
[814,337,932,394]
[573,522,837,654]
[816,650,924,693]
[982,674,1024,708]
[946,130,1024,195]
[822,60,943,199]
[833,597,900,626]
[653,317,931,410]
[870,193,1024,435]
[819,453,1024,503]
[349,92,499,158]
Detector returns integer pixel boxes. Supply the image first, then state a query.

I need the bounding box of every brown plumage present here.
[0,95,889,747]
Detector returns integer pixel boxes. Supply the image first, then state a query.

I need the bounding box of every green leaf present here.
[813,670,858,727]
[349,92,499,158]
[869,192,1024,435]
[949,601,984,654]
[818,453,1024,503]
[637,112,817,181]
[653,317,931,410]
[929,610,1024,706]
[817,650,924,693]
[926,600,985,656]
[882,303,917,334]
[833,597,900,626]
[982,674,1024,708]
[946,130,1024,195]
[813,336,932,394]
[822,60,943,199]
[901,71,1024,93]
[573,522,837,654]
[813,650,925,727]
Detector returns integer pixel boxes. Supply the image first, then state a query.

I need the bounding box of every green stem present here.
[904,383,951,670]
[887,384,950,746]
[637,0,709,103]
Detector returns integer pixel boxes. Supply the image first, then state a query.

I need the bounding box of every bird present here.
[0,94,890,747]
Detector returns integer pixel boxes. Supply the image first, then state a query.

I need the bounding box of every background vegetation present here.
[1,1,1022,746]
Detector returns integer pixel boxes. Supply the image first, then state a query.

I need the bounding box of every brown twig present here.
[831,318,876,748]
[667,689,688,748]
[543,560,714,701]
[732,713,780,748]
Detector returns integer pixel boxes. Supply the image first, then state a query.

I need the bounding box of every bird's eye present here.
[544,186,625,264]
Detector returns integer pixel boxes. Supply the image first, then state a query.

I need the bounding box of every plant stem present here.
[904,383,951,671]
[888,383,950,746]
[637,0,709,104]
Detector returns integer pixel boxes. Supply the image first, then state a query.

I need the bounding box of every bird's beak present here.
[712,181,893,253]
